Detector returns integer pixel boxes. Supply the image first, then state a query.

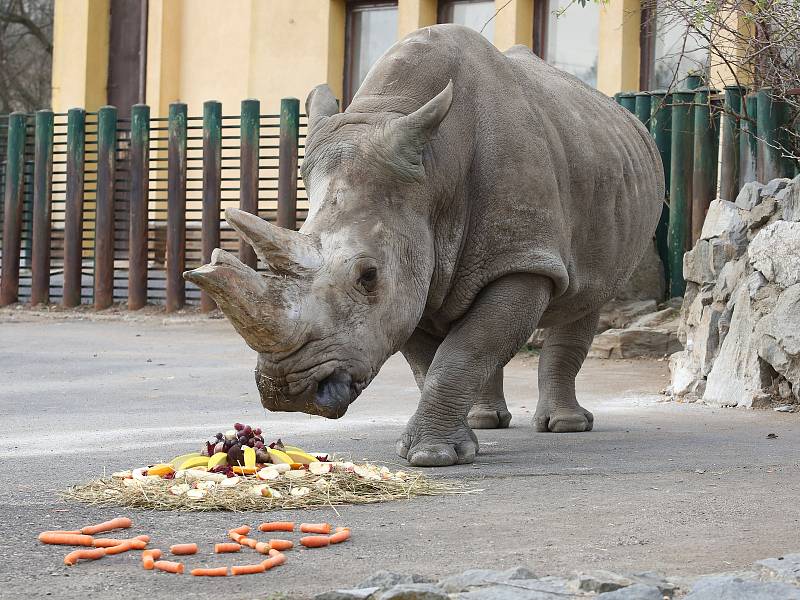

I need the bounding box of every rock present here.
[703,285,764,407]
[628,571,680,598]
[378,583,448,600]
[597,583,663,599]
[615,241,666,302]
[629,306,679,329]
[589,327,681,359]
[358,572,433,589]
[756,554,800,584]
[712,258,746,303]
[761,177,791,198]
[597,299,659,332]
[735,181,765,209]
[749,221,800,287]
[315,589,381,600]
[748,271,768,298]
[756,285,800,392]
[684,237,745,285]
[686,575,800,599]
[437,567,537,592]
[669,350,702,398]
[454,587,564,600]
[749,195,778,229]
[693,305,722,377]
[782,179,800,222]
[701,199,746,240]
[526,328,546,348]
[572,570,633,593]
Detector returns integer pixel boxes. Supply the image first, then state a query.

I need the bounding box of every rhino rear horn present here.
[389,80,453,161]
[306,84,339,133]
[183,248,292,352]
[225,207,321,276]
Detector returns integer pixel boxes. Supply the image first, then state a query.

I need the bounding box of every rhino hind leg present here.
[397,273,552,467]
[533,310,598,433]
[467,367,512,429]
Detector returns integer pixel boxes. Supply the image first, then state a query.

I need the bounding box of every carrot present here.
[230,525,250,535]
[239,537,258,549]
[142,554,155,570]
[191,567,229,577]
[300,522,331,534]
[42,529,81,535]
[39,532,94,546]
[329,529,351,544]
[257,521,294,532]
[81,517,132,535]
[255,542,269,554]
[228,530,244,543]
[104,539,147,555]
[169,543,198,555]
[64,547,106,566]
[93,535,149,548]
[269,539,293,551]
[231,563,266,576]
[153,560,184,574]
[143,549,162,560]
[214,543,241,553]
[300,535,329,548]
[262,550,287,569]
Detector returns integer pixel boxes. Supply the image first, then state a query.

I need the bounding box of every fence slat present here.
[618,92,636,113]
[0,113,27,306]
[239,99,260,268]
[201,100,221,312]
[634,92,651,126]
[667,91,694,298]
[94,106,118,309]
[739,93,758,188]
[128,104,150,310]
[166,102,187,312]
[277,97,300,230]
[720,86,743,202]
[30,110,54,305]
[650,91,671,289]
[62,108,86,308]
[691,88,719,246]
[756,89,793,182]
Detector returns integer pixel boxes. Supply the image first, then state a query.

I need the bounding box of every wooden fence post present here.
[239,99,260,268]
[0,112,27,306]
[756,89,793,182]
[166,102,187,312]
[128,103,150,310]
[691,88,719,246]
[739,93,758,188]
[62,108,86,307]
[719,86,743,201]
[277,97,300,230]
[30,110,54,305]
[650,91,672,289]
[201,100,221,312]
[667,91,695,298]
[94,106,118,309]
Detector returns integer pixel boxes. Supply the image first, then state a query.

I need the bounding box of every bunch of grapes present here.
[204,423,267,467]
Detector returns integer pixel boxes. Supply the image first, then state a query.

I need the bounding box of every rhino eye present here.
[357,266,378,293]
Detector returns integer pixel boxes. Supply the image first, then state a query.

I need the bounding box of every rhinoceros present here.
[184,24,664,467]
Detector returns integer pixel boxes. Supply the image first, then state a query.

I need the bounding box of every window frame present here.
[436,0,497,26]
[343,0,399,108]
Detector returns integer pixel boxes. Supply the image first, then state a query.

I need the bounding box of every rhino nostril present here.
[315,370,353,415]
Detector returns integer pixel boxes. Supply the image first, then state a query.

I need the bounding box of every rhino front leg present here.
[401,327,443,392]
[397,273,552,466]
[533,310,598,433]
[467,367,512,429]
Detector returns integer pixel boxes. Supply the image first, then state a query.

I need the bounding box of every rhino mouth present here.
[313,370,368,419]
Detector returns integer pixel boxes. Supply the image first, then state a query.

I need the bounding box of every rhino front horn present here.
[183,248,294,353]
[225,207,321,276]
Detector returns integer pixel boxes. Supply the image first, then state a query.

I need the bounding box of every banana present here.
[267,448,294,465]
[177,456,209,470]
[169,452,203,469]
[207,452,229,469]
[284,449,319,464]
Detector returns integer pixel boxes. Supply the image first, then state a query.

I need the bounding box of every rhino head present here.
[184,81,453,419]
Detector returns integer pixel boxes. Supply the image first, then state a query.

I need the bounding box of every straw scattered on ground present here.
[62,468,476,512]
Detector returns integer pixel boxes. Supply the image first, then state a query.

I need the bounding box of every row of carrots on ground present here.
[38,517,350,576]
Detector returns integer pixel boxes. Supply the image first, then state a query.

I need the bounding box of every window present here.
[344,1,398,107]
[542,0,600,87]
[646,2,710,90]
[438,0,496,42]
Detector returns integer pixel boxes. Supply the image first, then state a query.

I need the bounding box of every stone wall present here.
[668,176,800,408]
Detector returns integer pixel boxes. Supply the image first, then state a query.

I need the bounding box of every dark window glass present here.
[344,2,398,106]
[545,0,599,87]
[438,0,496,42]
[650,2,710,89]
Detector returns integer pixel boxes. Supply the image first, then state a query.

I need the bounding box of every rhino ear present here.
[306,84,339,132]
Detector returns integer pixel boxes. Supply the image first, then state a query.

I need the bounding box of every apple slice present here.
[267,448,293,465]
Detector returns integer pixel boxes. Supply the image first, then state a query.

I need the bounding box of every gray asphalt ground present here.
[1,308,799,599]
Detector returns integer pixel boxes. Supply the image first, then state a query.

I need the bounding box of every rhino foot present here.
[533,407,594,433]
[467,407,512,429]
[396,422,478,467]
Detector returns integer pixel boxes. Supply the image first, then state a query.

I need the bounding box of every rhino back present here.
[352,25,664,327]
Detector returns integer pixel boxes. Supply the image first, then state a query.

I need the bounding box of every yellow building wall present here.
[398,0,437,38]
[51,0,109,112]
[597,0,641,95]
[494,0,534,51]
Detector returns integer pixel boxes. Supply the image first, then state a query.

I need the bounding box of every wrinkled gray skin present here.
[185,25,664,467]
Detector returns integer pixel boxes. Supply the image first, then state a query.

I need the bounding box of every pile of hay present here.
[63,463,473,512]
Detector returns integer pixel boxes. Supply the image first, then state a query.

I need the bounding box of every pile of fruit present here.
[64,422,467,511]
